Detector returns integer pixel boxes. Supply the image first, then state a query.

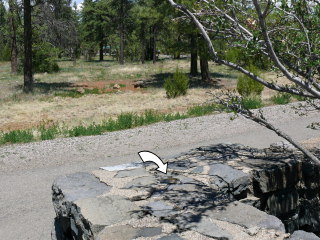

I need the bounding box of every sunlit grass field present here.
[0,56,299,144]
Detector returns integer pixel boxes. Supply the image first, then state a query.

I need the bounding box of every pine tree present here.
[23,0,33,92]
[111,0,133,64]
[0,0,9,61]
[8,0,18,73]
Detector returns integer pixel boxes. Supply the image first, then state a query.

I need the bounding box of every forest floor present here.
[0,56,292,133]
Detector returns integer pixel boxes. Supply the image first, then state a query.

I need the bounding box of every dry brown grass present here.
[0,58,299,132]
[0,58,236,131]
[0,88,218,131]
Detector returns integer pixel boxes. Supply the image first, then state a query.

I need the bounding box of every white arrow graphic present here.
[138,151,168,174]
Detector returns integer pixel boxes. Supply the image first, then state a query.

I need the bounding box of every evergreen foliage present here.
[0,0,10,61]
[237,65,264,97]
[32,43,60,73]
[164,69,189,98]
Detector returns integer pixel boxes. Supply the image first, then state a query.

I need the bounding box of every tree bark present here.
[190,33,198,76]
[23,0,33,93]
[140,22,145,64]
[152,25,157,64]
[200,55,210,81]
[174,35,181,59]
[168,0,320,164]
[167,0,317,98]
[119,0,124,65]
[99,41,104,61]
[145,26,153,61]
[9,0,17,74]
[119,22,124,64]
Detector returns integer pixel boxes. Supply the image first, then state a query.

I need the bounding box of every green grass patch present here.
[187,104,224,116]
[0,103,224,145]
[84,88,100,94]
[0,129,34,144]
[68,124,104,137]
[39,124,60,140]
[291,93,307,101]
[242,96,263,109]
[54,88,101,98]
[272,93,292,105]
[54,90,83,98]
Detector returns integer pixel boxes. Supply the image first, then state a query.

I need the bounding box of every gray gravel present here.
[0,103,319,240]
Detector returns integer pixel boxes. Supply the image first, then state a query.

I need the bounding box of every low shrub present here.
[237,65,264,97]
[164,69,189,98]
[0,44,11,61]
[33,42,60,73]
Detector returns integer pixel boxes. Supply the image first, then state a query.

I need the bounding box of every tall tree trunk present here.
[190,33,198,76]
[200,56,210,82]
[174,35,181,59]
[72,48,77,66]
[9,0,17,74]
[140,22,145,64]
[152,25,157,64]
[119,21,124,64]
[174,53,180,59]
[99,41,104,61]
[23,0,33,93]
[145,27,153,61]
[119,0,124,65]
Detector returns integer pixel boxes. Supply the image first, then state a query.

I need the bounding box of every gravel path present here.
[0,103,319,240]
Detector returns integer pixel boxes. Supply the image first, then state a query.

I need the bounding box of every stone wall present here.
[52,143,320,240]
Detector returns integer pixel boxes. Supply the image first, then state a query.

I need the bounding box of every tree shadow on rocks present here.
[139,174,232,231]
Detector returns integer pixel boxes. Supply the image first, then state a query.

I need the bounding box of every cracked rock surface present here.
[52,144,320,240]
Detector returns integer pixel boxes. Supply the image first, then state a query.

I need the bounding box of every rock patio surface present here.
[52,143,320,240]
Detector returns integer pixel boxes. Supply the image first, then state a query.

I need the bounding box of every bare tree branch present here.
[168,0,320,164]
[167,0,316,98]
[217,94,320,165]
[252,0,320,98]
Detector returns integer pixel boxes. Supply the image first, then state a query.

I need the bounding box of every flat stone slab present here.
[144,201,175,217]
[115,167,148,178]
[204,201,285,232]
[124,175,157,189]
[52,172,111,202]
[288,230,320,240]
[75,195,140,226]
[158,233,186,240]
[52,143,320,240]
[97,225,162,240]
[209,163,250,197]
[188,216,233,239]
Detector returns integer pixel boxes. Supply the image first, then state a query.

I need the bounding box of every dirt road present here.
[0,104,319,240]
